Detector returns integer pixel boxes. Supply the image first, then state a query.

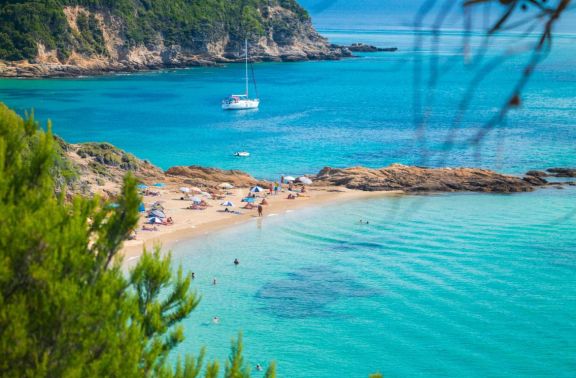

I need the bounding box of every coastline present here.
[121,186,401,262]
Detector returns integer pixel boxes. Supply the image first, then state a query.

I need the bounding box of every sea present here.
[1,6,575,376]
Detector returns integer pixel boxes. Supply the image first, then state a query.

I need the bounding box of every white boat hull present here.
[222,99,260,110]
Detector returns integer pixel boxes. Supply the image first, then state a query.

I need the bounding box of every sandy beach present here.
[122,185,400,261]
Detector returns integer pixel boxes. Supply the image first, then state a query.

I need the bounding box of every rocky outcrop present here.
[165,166,269,189]
[345,43,398,52]
[546,168,576,177]
[0,4,349,78]
[313,164,542,193]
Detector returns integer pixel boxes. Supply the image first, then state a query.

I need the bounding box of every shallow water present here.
[170,188,576,377]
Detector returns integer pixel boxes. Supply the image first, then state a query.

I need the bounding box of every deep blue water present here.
[1,29,575,179]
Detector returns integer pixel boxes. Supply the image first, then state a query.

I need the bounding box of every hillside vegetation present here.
[0,0,310,61]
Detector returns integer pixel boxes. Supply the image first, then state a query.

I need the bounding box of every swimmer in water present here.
[212,278,217,285]
[212,316,219,324]
[234,258,239,265]
[255,364,263,371]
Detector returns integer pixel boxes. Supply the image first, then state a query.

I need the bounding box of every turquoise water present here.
[1,26,575,376]
[1,29,575,178]
[170,188,576,377]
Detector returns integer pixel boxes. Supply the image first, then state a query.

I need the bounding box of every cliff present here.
[0,0,350,77]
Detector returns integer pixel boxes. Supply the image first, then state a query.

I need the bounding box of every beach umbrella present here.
[250,186,265,193]
[200,191,212,199]
[284,176,296,182]
[180,187,191,193]
[138,203,145,212]
[137,184,149,190]
[219,182,234,189]
[298,177,313,185]
[150,209,166,218]
[242,197,255,203]
[191,196,202,204]
[153,182,165,187]
[149,217,163,224]
[221,201,234,207]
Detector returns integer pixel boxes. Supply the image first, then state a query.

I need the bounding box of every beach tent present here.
[137,184,149,190]
[298,177,313,185]
[153,182,165,187]
[149,217,163,224]
[219,183,234,189]
[180,187,191,193]
[284,176,296,182]
[221,201,234,207]
[138,203,145,212]
[250,186,265,193]
[149,210,166,218]
[242,197,255,203]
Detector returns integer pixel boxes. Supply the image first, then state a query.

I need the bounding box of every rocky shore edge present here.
[0,44,395,78]
[58,141,573,200]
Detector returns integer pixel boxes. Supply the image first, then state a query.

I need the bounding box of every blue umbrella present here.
[138,203,145,212]
[153,183,165,187]
[242,197,255,203]
[250,186,265,193]
[137,184,149,190]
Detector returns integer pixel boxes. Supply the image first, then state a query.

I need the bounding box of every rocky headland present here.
[0,2,351,78]
[57,137,573,200]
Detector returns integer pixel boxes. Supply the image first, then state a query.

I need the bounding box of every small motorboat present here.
[234,151,250,157]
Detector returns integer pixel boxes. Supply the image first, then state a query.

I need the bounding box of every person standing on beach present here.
[258,204,263,217]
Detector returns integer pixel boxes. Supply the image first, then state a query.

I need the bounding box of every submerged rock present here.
[313,164,538,193]
[546,168,576,177]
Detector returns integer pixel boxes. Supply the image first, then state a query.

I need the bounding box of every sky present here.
[297,0,576,33]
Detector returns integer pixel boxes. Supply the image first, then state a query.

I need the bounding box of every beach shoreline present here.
[121,186,401,262]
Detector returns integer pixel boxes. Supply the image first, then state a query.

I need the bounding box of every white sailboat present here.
[222,39,260,110]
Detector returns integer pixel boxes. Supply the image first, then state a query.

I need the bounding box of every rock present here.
[165,166,268,188]
[313,164,536,193]
[546,168,576,177]
[345,43,398,53]
[522,175,548,186]
[525,170,549,177]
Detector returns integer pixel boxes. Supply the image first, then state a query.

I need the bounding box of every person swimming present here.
[255,364,263,371]
[234,258,239,265]
[212,316,219,324]
[212,278,217,285]
[359,219,370,225]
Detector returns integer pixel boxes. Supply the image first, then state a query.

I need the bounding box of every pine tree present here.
[0,103,276,377]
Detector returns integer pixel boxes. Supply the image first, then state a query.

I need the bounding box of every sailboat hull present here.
[222,99,260,110]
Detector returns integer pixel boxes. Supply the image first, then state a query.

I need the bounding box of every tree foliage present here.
[0,102,275,377]
[0,0,310,61]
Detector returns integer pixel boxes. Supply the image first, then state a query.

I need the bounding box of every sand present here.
[122,185,400,260]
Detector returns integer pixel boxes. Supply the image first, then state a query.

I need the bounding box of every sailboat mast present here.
[245,39,249,97]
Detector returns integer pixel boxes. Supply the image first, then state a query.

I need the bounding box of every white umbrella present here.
[149,217,163,224]
[179,187,191,193]
[298,177,313,185]
[219,182,234,189]
[284,176,296,182]
[191,196,202,203]
[221,201,234,207]
[250,186,265,193]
